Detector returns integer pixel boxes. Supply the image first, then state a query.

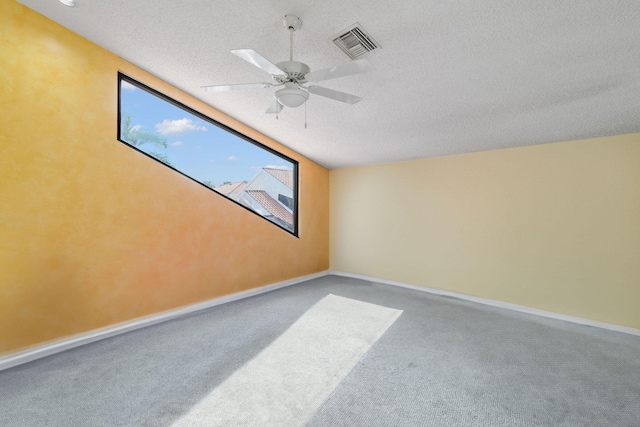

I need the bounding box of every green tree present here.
[149,152,172,166]
[121,114,167,149]
[122,114,171,166]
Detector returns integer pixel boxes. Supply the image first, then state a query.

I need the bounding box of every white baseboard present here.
[4,269,637,372]
[328,270,640,337]
[0,270,329,372]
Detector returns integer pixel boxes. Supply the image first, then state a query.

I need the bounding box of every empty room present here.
[1,0,639,425]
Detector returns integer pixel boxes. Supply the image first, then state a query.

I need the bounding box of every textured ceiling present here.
[16,0,640,169]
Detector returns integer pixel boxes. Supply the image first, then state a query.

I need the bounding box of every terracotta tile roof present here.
[246,190,293,226]
[214,182,247,197]
[263,168,293,190]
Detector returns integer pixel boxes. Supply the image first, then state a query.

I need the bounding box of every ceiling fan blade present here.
[231,49,286,76]
[306,58,374,83]
[308,85,363,104]
[201,82,273,93]
[265,98,284,114]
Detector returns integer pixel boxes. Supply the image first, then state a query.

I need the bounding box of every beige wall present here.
[330,134,640,329]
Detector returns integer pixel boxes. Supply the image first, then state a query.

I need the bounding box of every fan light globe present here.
[275,86,309,108]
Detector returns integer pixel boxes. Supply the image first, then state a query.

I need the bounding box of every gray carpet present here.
[1,275,639,426]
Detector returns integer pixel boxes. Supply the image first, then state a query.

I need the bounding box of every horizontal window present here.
[117,73,298,235]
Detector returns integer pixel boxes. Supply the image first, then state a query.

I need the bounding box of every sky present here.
[119,79,293,186]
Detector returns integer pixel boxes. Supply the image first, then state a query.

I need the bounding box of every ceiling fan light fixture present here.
[202,14,369,114]
[275,85,309,108]
[58,0,77,6]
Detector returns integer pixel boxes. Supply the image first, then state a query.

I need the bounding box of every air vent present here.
[331,23,380,60]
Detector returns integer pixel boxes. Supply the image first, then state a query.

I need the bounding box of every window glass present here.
[118,73,298,235]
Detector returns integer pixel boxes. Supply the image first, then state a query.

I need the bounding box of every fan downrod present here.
[273,14,309,85]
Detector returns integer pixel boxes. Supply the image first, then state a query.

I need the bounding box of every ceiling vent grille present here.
[331,23,380,60]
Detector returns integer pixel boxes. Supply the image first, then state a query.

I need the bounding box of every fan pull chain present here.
[304,100,307,129]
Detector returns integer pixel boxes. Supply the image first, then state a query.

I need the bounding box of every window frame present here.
[117,72,299,237]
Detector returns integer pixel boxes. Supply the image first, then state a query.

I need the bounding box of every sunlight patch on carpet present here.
[172,294,402,426]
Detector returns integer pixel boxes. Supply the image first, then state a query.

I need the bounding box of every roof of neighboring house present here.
[246,190,293,226]
[263,168,293,190]
[214,182,247,197]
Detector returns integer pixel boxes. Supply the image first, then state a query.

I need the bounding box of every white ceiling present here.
[17,0,640,169]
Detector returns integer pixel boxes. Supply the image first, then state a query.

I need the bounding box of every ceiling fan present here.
[201,15,374,115]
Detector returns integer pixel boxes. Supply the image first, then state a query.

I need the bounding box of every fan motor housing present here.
[274,61,310,84]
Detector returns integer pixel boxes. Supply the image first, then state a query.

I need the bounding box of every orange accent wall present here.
[0,1,329,355]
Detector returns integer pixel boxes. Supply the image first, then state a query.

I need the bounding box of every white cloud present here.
[209,160,215,163]
[227,156,239,161]
[169,141,184,147]
[121,81,137,91]
[155,118,207,136]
